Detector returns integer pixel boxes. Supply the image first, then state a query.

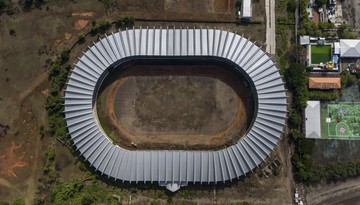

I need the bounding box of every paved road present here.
[265,0,276,55]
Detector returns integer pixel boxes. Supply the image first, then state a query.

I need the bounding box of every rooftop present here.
[340,39,360,58]
[305,101,321,139]
[309,77,341,89]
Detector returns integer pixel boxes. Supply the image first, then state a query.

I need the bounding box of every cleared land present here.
[311,45,332,64]
[0,0,294,204]
[320,102,360,139]
[97,64,255,150]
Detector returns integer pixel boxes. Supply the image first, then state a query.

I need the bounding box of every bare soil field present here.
[0,0,290,203]
[97,64,255,150]
[110,0,236,22]
[0,0,106,203]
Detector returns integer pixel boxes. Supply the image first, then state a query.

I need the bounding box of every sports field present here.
[311,45,332,64]
[320,102,360,139]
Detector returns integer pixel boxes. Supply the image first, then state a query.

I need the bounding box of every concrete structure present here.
[334,42,340,55]
[241,0,252,19]
[64,28,287,191]
[300,36,310,46]
[309,77,341,89]
[305,101,321,139]
[340,39,360,58]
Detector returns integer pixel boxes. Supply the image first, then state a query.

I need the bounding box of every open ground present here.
[96,63,255,150]
[0,0,294,204]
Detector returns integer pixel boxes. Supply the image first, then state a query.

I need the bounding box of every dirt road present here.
[306,177,360,204]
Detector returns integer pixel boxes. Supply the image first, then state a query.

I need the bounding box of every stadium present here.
[64,28,287,191]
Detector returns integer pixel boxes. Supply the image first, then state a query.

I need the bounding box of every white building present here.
[241,0,252,19]
[340,39,360,58]
[305,101,321,139]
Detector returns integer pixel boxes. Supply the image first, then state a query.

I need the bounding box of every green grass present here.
[311,45,332,64]
[321,103,360,139]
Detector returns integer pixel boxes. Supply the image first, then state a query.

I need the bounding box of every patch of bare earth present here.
[97,64,255,150]
[0,141,29,177]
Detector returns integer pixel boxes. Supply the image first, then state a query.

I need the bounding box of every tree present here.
[287,0,296,12]
[285,64,307,90]
[315,0,327,6]
[0,0,6,11]
[289,111,301,127]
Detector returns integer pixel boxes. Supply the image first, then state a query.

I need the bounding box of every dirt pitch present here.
[97,63,255,150]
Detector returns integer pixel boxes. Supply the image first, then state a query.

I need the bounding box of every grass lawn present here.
[311,45,332,64]
[321,103,360,139]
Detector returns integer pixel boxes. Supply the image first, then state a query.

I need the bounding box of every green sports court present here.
[310,45,332,64]
[320,102,360,139]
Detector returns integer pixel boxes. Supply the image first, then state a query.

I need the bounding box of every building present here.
[64,28,287,191]
[241,0,252,19]
[300,36,310,46]
[305,101,321,139]
[340,39,360,58]
[334,42,341,55]
[309,77,341,89]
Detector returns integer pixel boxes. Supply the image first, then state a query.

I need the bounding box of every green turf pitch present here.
[321,103,360,139]
[311,45,332,64]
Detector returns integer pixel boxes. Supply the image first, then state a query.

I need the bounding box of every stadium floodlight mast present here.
[64,27,287,192]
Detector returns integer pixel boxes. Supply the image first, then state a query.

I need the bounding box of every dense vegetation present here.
[46,52,71,146]
[299,0,358,38]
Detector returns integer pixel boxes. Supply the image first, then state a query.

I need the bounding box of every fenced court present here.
[320,102,360,139]
[310,45,332,64]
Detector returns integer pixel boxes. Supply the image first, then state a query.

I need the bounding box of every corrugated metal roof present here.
[340,39,360,58]
[241,0,252,18]
[64,28,287,191]
[305,101,321,139]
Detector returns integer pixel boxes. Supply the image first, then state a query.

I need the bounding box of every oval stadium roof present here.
[64,28,287,191]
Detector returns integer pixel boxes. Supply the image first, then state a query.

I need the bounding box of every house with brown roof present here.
[308,77,341,89]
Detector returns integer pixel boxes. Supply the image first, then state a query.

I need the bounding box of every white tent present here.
[340,39,360,58]
[305,101,321,139]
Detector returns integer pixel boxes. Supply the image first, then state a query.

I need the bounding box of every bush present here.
[308,90,339,101]
[123,16,135,27]
[288,110,301,127]
[78,34,85,44]
[11,198,25,205]
[341,70,357,87]
[60,49,70,64]
[0,0,6,11]
[9,29,16,36]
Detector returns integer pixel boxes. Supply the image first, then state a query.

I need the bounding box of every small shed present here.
[241,0,252,19]
[300,36,310,45]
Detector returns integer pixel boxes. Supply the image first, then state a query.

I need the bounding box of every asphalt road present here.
[265,0,276,54]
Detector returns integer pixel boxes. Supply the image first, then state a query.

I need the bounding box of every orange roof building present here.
[309,77,341,89]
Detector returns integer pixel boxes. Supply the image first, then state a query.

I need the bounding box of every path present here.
[306,177,360,204]
[265,0,276,55]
